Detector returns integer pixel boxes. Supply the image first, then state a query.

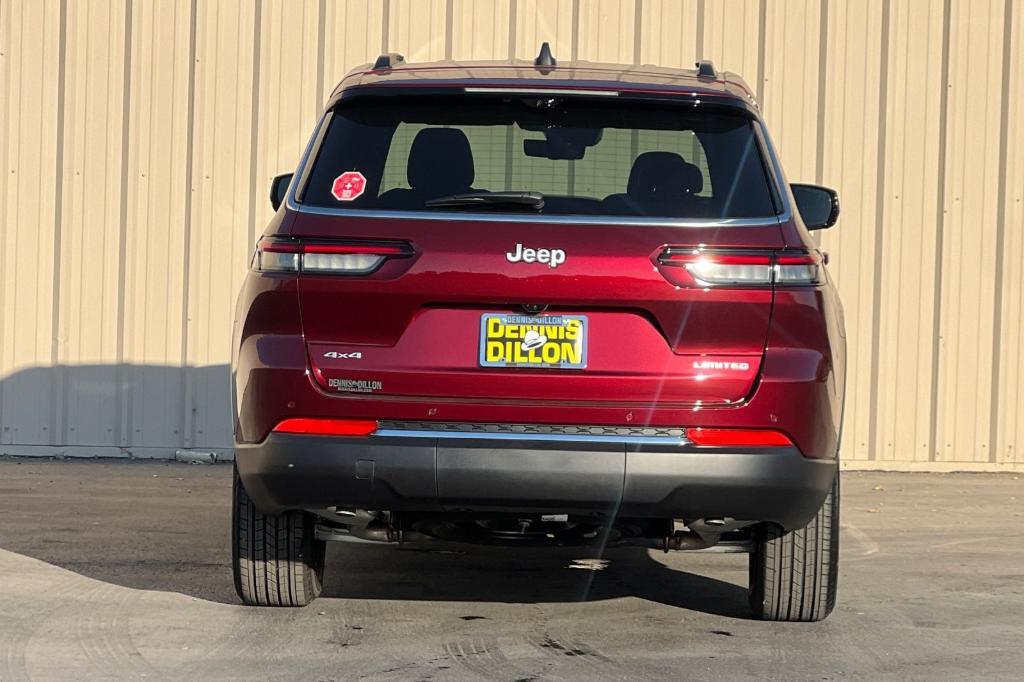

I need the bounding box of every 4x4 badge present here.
[323,351,362,359]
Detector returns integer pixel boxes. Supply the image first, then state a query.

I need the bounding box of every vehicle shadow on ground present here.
[0,501,751,618]
[8,538,751,618]
[2,522,753,618]
[0,454,752,619]
[0,363,754,618]
[323,542,752,618]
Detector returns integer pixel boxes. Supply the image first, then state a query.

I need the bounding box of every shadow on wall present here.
[0,363,233,458]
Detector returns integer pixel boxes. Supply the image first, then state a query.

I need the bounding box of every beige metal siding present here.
[2,0,63,447]
[121,0,193,451]
[936,0,1001,465]
[0,0,1020,470]
[57,0,127,449]
[820,0,885,468]
[874,0,945,466]
[998,0,1024,465]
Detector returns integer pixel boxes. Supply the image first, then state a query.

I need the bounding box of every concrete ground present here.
[0,460,1020,681]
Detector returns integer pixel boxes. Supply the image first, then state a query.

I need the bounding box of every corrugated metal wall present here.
[1,0,1021,470]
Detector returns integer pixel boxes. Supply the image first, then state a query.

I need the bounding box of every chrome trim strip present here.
[374,429,687,446]
[288,111,331,207]
[753,120,793,216]
[287,200,785,228]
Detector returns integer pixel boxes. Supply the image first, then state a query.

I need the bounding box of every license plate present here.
[479,313,588,369]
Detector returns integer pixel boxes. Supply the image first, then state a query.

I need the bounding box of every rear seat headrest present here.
[627,151,703,197]
[407,128,475,191]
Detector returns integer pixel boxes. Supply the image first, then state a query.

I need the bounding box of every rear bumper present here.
[235,432,836,531]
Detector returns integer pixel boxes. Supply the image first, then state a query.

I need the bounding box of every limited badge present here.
[331,171,367,201]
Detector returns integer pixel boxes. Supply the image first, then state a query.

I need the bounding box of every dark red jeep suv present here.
[231,46,845,621]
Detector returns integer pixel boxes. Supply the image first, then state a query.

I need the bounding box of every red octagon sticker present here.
[331,171,367,201]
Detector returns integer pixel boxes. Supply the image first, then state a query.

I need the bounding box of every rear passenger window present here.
[302,96,777,219]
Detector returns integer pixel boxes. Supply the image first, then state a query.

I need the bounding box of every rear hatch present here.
[280,91,790,411]
[292,216,781,407]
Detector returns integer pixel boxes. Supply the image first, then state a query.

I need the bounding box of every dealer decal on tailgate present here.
[479,314,588,369]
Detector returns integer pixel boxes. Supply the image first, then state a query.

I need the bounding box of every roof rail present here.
[695,59,717,80]
[372,52,406,71]
[534,42,556,74]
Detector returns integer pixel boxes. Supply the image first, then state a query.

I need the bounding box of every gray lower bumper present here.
[235,433,837,531]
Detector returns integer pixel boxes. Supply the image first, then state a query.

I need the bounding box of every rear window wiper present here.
[425,191,544,211]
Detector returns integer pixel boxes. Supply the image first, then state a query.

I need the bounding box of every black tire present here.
[232,465,326,606]
[748,471,839,622]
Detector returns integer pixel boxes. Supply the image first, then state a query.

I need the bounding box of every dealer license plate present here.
[478,313,588,369]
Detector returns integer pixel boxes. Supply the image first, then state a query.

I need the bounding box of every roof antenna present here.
[695,59,718,80]
[372,52,405,71]
[534,42,556,74]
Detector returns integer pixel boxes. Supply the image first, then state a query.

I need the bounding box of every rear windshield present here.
[301,95,779,219]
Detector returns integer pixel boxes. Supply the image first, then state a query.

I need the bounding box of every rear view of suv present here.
[231,47,845,622]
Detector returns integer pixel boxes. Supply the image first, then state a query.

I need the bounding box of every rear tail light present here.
[673,252,774,286]
[272,418,379,437]
[774,253,822,284]
[253,239,301,273]
[252,238,413,275]
[657,249,822,287]
[685,427,793,447]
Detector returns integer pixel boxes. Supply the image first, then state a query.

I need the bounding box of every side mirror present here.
[791,183,840,230]
[270,173,293,211]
